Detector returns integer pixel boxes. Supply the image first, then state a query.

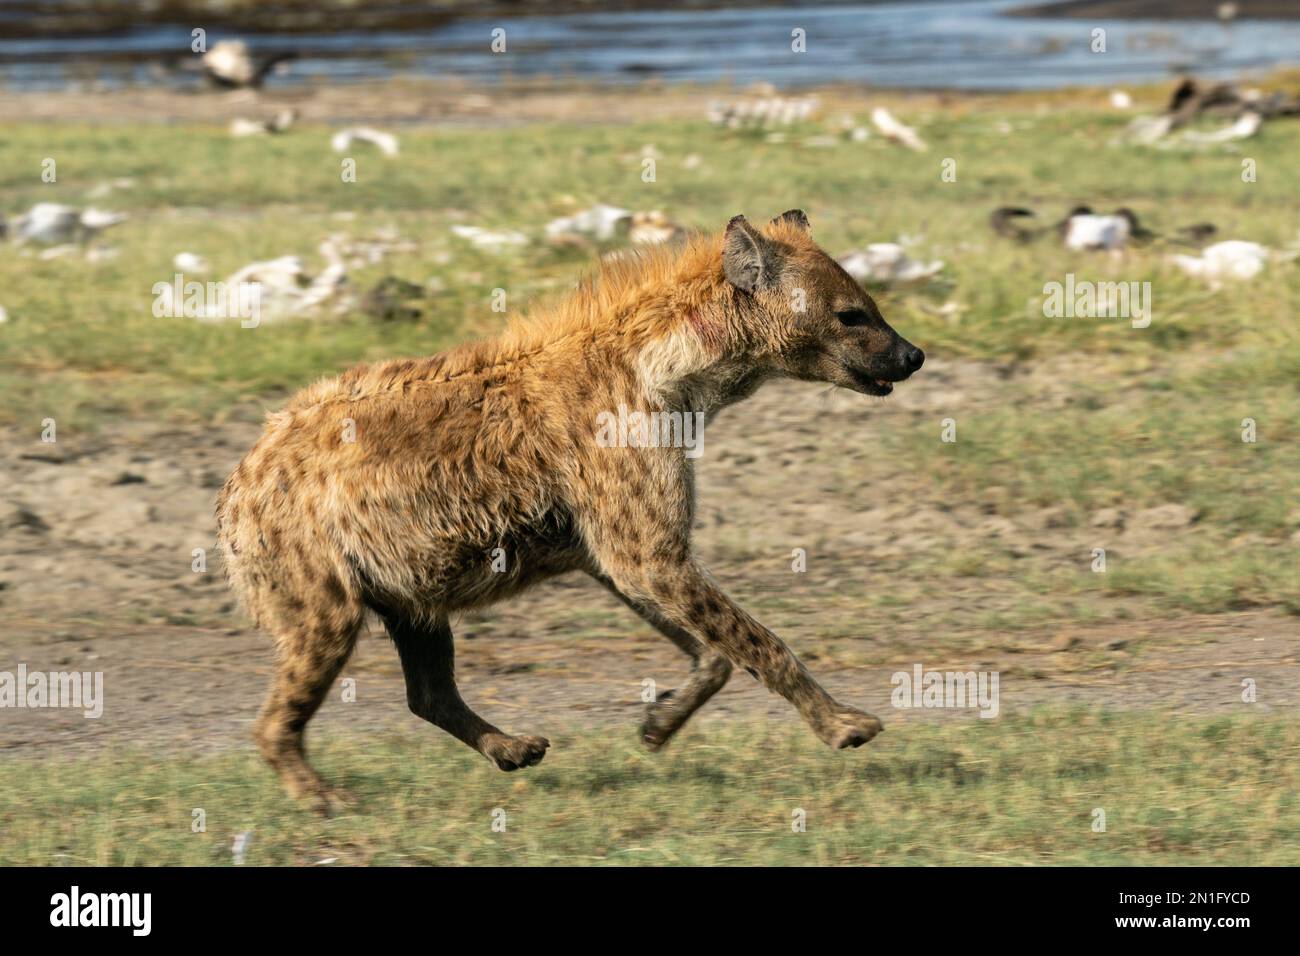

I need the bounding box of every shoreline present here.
[0,75,1151,126]
[4,69,1300,126]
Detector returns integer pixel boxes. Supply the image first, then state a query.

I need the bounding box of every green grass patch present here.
[2,109,1299,426]
[2,710,1294,865]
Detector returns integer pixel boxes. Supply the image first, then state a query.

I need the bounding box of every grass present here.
[2,710,1295,866]
[874,345,1300,616]
[2,101,1299,421]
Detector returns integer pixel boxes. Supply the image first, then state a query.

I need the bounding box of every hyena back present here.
[216,210,924,811]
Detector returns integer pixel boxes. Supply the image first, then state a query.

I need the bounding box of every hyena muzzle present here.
[216,209,924,812]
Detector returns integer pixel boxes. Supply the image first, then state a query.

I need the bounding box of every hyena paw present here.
[307,785,356,818]
[640,690,676,752]
[487,734,550,772]
[818,706,884,750]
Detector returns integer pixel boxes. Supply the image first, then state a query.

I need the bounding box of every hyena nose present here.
[903,346,925,374]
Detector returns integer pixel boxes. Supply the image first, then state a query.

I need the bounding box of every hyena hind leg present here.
[382,611,550,772]
[597,575,732,751]
[253,610,364,816]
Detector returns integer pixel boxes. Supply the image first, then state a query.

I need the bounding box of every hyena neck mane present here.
[288,230,770,419]
[515,232,768,415]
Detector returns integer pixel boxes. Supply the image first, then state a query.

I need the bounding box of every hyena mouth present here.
[847,367,898,396]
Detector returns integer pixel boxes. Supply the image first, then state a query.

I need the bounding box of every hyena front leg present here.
[613,560,880,749]
[594,574,732,750]
[381,611,550,771]
[587,525,881,749]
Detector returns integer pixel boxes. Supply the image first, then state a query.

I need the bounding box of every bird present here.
[1175,222,1218,246]
[989,206,1041,242]
[230,109,298,137]
[991,205,1198,251]
[11,203,127,245]
[201,40,297,90]
[330,127,400,157]
[545,204,633,244]
[1114,208,1157,244]
[1062,210,1132,251]
[870,107,928,152]
[991,205,1099,244]
[1168,77,1200,115]
[1172,240,1279,285]
[838,243,943,286]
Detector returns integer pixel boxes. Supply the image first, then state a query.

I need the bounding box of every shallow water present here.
[2,0,1299,91]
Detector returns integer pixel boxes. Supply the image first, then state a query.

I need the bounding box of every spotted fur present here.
[216,211,923,811]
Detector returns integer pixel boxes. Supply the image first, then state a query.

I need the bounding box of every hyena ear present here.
[772,209,810,232]
[723,215,781,294]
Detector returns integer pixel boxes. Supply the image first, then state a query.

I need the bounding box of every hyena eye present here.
[836,309,870,327]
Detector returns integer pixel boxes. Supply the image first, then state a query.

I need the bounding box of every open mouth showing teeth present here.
[848,368,897,395]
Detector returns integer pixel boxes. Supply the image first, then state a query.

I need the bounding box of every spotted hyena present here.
[216,210,924,811]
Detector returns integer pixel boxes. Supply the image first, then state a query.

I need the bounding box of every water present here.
[2,0,1299,92]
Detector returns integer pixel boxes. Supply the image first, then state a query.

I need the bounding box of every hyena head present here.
[721,210,924,397]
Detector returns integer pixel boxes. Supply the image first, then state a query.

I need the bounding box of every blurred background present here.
[6,0,1300,90]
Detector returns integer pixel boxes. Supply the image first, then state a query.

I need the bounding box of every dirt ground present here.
[3,356,1296,758]
[0,77,1021,128]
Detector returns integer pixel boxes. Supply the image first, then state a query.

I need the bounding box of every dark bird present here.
[989,206,1042,242]
[1168,77,1199,114]
[201,40,297,90]
[1114,208,1157,245]
[991,204,1215,251]
[1175,222,1219,247]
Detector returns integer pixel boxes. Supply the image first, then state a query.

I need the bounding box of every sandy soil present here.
[3,358,1296,758]
[0,77,1005,127]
